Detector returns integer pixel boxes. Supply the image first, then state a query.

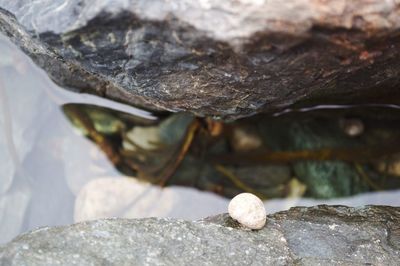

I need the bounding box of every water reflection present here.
[1,33,400,245]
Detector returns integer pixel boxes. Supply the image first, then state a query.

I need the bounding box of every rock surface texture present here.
[1,1,400,119]
[0,205,399,265]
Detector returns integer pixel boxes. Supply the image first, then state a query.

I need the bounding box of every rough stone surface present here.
[1,205,399,265]
[1,1,400,119]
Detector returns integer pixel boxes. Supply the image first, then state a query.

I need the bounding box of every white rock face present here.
[228,193,266,230]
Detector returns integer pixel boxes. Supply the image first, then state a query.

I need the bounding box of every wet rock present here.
[121,113,194,152]
[1,205,399,265]
[293,161,366,198]
[288,120,370,198]
[63,103,400,199]
[1,1,400,119]
[224,165,292,198]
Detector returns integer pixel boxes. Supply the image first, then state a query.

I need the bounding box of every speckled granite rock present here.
[1,1,400,119]
[0,205,399,265]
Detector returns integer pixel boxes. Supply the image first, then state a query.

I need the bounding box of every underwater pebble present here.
[339,118,364,137]
[228,193,266,230]
[287,178,307,198]
[230,127,262,152]
[374,153,400,177]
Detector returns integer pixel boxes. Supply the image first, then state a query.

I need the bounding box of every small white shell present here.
[228,193,266,230]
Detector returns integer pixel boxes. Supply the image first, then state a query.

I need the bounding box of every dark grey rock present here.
[1,205,399,265]
[1,1,400,120]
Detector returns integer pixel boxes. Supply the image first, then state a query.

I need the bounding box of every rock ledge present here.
[0,205,399,265]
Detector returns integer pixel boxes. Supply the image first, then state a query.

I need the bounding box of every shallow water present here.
[1,33,400,244]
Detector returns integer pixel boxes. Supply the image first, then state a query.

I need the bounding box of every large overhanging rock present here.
[0,205,399,265]
[1,1,400,119]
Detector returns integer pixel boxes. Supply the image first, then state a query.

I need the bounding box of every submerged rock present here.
[1,1,400,119]
[288,120,370,198]
[61,103,400,199]
[1,205,399,265]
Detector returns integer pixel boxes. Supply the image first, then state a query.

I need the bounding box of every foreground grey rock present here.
[0,205,399,265]
[1,1,400,119]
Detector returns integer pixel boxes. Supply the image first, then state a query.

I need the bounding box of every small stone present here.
[339,118,364,137]
[228,193,266,230]
[373,153,400,177]
[286,178,307,198]
[230,127,262,152]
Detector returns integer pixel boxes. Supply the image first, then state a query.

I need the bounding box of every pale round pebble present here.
[228,193,266,230]
[339,118,364,137]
